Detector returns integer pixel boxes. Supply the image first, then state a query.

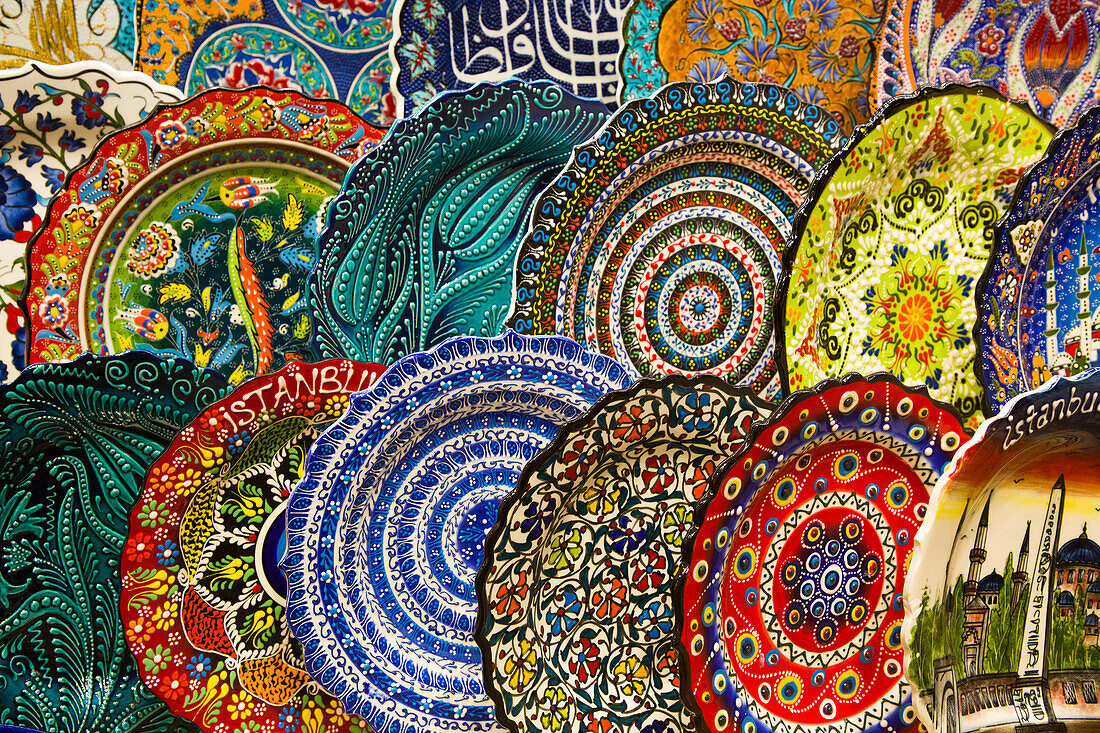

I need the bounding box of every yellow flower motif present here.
[537,686,572,732]
[228,690,254,720]
[325,394,350,417]
[582,477,620,517]
[503,639,538,692]
[153,599,179,631]
[613,653,650,697]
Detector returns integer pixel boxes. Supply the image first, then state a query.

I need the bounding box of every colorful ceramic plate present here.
[778,86,1053,428]
[0,352,228,733]
[283,331,633,733]
[310,80,608,365]
[135,0,394,125]
[905,369,1100,733]
[508,79,845,402]
[0,61,181,382]
[478,377,772,733]
[681,375,968,733]
[23,88,384,385]
[875,0,1100,126]
[617,0,882,133]
[980,107,1100,414]
[0,0,136,67]
[121,360,384,732]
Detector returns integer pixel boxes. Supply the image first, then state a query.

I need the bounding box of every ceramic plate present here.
[778,86,1053,429]
[120,360,384,732]
[905,369,1100,733]
[390,0,626,117]
[980,107,1100,414]
[135,0,394,125]
[23,87,384,385]
[0,0,136,67]
[0,61,181,382]
[0,352,228,733]
[478,377,772,733]
[283,331,633,733]
[681,375,968,733]
[617,0,882,133]
[875,0,1100,126]
[310,80,608,365]
[508,79,845,402]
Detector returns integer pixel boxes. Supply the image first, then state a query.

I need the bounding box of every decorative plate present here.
[0,61,181,383]
[23,88,384,386]
[0,0,136,67]
[681,375,968,733]
[121,360,384,733]
[478,377,772,733]
[283,331,634,733]
[905,369,1100,733]
[508,79,845,403]
[980,106,1100,414]
[390,0,625,117]
[0,352,229,733]
[617,0,882,133]
[875,0,1100,127]
[310,80,608,365]
[778,86,1053,428]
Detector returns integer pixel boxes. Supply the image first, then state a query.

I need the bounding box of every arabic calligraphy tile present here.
[310,80,609,365]
[121,360,385,733]
[0,62,181,384]
[682,374,968,733]
[0,352,229,732]
[479,377,772,733]
[283,331,634,733]
[509,79,845,402]
[390,0,627,117]
[874,0,1100,126]
[906,368,1100,733]
[22,88,385,386]
[0,0,137,66]
[778,86,1053,429]
[617,0,882,133]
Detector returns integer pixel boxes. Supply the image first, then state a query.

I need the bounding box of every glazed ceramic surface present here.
[310,80,608,365]
[0,61,181,382]
[0,0,136,66]
[135,0,394,125]
[618,0,882,133]
[682,376,968,733]
[478,378,772,733]
[391,0,625,117]
[509,79,845,402]
[23,88,384,386]
[283,331,633,733]
[121,360,385,733]
[981,107,1100,414]
[905,369,1100,733]
[0,352,229,733]
[875,0,1100,126]
[780,87,1053,428]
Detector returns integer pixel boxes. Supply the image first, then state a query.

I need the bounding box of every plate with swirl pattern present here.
[508,79,846,402]
[283,331,633,733]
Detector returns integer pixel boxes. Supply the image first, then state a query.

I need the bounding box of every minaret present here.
[1045,247,1060,360]
[1013,521,1031,608]
[965,495,991,600]
[1077,230,1093,363]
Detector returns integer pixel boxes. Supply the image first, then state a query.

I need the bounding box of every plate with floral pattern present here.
[0,61,181,383]
[508,79,845,403]
[478,377,772,733]
[617,0,883,133]
[283,331,634,733]
[0,352,228,733]
[23,87,384,386]
[121,359,384,733]
[310,80,608,365]
[980,106,1100,414]
[681,374,968,733]
[778,85,1053,429]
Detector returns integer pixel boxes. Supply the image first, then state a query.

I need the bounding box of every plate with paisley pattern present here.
[478,377,771,733]
[680,374,968,733]
[23,87,384,385]
[508,78,846,402]
[0,352,228,733]
[778,85,1053,429]
[283,331,633,733]
[309,80,608,365]
[121,360,385,733]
